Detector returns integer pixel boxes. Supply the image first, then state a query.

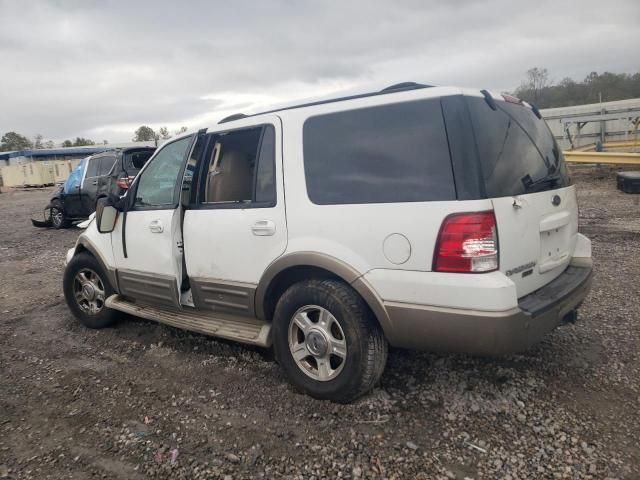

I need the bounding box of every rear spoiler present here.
[480,89,543,119]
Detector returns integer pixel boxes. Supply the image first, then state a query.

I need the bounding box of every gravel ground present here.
[0,168,639,479]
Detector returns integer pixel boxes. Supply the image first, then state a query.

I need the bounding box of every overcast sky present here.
[0,0,638,144]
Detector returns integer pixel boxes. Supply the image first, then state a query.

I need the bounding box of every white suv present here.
[62,82,593,403]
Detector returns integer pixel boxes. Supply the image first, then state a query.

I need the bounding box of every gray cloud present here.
[0,0,638,143]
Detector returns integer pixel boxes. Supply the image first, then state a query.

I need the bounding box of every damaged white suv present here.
[63,82,593,402]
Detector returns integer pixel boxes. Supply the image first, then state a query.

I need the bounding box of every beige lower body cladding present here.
[383,265,593,355]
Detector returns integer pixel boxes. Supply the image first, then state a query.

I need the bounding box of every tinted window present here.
[97,155,116,176]
[202,125,276,206]
[85,157,99,177]
[134,136,192,208]
[124,150,154,172]
[255,126,276,203]
[303,99,455,205]
[467,97,570,197]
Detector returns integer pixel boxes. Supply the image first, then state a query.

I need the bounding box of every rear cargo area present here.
[465,93,577,297]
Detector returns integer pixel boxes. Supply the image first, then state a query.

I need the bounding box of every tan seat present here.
[207,151,253,202]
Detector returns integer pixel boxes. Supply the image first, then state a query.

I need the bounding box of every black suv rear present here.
[95,147,156,201]
[48,147,155,228]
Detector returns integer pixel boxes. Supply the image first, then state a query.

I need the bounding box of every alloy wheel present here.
[288,305,347,382]
[72,268,106,315]
[51,207,63,227]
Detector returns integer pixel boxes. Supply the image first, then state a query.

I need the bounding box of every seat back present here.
[207,151,253,202]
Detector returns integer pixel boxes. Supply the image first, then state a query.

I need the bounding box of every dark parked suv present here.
[49,147,155,228]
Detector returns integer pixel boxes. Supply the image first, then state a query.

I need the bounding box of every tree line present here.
[0,132,104,152]
[0,125,188,152]
[4,69,638,152]
[132,125,188,143]
[513,68,640,109]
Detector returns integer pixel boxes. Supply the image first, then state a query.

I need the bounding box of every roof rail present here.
[380,81,430,92]
[219,113,248,124]
[216,81,434,124]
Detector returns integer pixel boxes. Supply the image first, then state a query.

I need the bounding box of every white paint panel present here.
[278,88,494,275]
[491,185,579,298]
[573,233,592,259]
[184,208,287,283]
[111,208,182,280]
[76,219,116,268]
[281,199,494,274]
[183,117,287,285]
[364,269,518,312]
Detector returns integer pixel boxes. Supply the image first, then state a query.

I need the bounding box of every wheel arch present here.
[46,197,61,209]
[73,238,120,293]
[255,252,392,336]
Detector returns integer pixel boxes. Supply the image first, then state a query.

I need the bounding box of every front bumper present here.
[384,264,593,355]
[64,247,76,267]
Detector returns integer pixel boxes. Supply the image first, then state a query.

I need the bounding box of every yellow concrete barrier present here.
[564,151,640,165]
[0,163,56,187]
[603,140,640,148]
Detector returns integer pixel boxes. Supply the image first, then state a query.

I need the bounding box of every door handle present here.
[251,220,276,236]
[92,181,98,185]
[149,220,163,233]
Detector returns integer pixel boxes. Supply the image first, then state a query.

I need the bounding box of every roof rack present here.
[380,81,429,92]
[217,81,433,124]
[218,113,248,124]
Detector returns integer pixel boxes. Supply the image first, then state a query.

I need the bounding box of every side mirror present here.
[96,196,119,233]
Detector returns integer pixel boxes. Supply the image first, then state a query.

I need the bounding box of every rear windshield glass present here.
[124,150,154,173]
[303,99,456,205]
[466,96,570,197]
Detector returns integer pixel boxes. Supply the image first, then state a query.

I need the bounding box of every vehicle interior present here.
[124,150,154,173]
[204,128,262,203]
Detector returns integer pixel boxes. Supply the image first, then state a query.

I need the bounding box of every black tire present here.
[63,252,119,329]
[50,200,71,229]
[273,279,387,403]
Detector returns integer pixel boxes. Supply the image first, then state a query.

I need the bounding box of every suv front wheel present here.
[273,279,387,403]
[63,252,119,329]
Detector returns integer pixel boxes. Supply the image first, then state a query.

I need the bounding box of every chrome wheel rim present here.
[51,207,63,227]
[73,268,106,315]
[288,305,347,382]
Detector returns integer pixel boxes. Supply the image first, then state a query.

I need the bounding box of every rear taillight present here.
[116,176,135,189]
[433,211,498,273]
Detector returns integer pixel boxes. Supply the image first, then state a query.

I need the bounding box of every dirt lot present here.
[0,169,639,479]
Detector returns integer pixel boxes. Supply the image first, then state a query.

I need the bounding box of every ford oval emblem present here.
[552,194,561,206]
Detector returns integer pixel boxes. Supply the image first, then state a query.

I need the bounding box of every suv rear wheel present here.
[273,279,387,403]
[63,252,118,329]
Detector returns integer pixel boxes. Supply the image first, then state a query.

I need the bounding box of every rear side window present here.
[124,150,154,173]
[254,126,276,204]
[303,99,455,205]
[466,97,570,197]
[201,125,276,206]
[85,157,99,178]
[96,155,116,176]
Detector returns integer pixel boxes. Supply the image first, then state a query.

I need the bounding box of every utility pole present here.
[599,92,605,145]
